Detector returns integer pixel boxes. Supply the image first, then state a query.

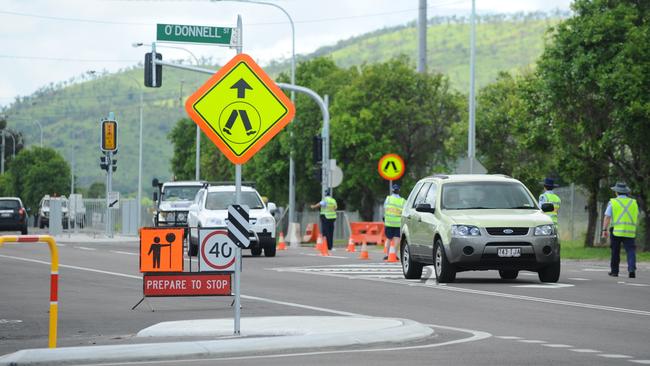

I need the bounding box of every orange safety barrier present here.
[349,222,386,246]
[0,235,59,348]
[302,223,320,243]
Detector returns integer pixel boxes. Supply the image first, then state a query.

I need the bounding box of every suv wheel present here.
[21,226,28,235]
[251,245,262,256]
[264,240,276,257]
[38,218,44,229]
[401,239,423,279]
[433,239,456,283]
[538,260,560,283]
[188,234,198,256]
[499,270,519,280]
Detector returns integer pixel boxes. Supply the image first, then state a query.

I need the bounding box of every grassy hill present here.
[3,12,565,196]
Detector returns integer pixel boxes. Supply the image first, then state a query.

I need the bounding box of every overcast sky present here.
[0,0,572,108]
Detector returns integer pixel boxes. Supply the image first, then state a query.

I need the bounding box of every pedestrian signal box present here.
[140,227,184,273]
[101,120,118,152]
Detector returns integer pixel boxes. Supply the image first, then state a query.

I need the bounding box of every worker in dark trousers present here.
[311,189,337,250]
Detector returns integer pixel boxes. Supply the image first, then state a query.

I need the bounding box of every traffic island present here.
[0,316,434,365]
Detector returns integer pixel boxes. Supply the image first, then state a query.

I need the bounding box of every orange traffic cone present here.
[277,232,287,251]
[358,241,369,260]
[315,235,323,251]
[346,238,356,252]
[385,238,399,263]
[320,237,330,256]
[383,238,389,254]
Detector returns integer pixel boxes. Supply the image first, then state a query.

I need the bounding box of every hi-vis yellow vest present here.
[542,192,561,224]
[384,195,406,228]
[611,197,638,238]
[320,197,337,220]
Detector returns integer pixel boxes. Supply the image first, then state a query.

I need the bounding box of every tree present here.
[86,182,106,198]
[476,71,555,191]
[537,0,650,248]
[168,118,198,181]
[331,57,464,219]
[7,146,71,211]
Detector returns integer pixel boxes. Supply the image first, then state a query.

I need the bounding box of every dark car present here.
[0,197,28,235]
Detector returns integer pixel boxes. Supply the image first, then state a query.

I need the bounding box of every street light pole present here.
[133,42,202,181]
[214,0,297,242]
[33,120,43,146]
[125,75,144,230]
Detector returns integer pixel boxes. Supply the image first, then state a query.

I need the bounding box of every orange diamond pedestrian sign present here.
[185,53,295,164]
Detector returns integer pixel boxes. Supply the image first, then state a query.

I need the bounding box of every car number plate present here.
[1,213,12,218]
[497,247,521,258]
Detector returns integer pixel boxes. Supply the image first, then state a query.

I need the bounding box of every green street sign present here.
[157,23,238,46]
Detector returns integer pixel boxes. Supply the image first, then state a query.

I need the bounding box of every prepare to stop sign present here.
[199,228,237,272]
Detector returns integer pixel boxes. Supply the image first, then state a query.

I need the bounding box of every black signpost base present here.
[131,296,155,312]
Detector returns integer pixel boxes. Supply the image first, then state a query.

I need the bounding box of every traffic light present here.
[144,52,163,88]
[99,155,109,171]
[101,120,118,152]
[112,159,117,172]
[312,135,322,163]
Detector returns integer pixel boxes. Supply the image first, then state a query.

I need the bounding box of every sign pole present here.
[233,14,243,336]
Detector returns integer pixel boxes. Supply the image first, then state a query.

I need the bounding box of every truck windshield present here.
[205,192,265,210]
[162,186,201,201]
[441,182,537,210]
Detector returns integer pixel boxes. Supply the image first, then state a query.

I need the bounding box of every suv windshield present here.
[441,182,536,210]
[163,186,201,201]
[0,200,19,209]
[205,192,264,210]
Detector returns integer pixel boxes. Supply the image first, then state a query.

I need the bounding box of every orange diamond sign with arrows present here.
[185,53,295,164]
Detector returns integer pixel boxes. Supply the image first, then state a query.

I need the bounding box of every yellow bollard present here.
[0,235,59,348]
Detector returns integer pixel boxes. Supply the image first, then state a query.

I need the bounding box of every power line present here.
[0,54,138,63]
[0,1,468,27]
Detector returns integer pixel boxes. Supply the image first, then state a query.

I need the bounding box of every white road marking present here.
[111,251,138,256]
[583,268,609,272]
[57,244,66,247]
[0,253,493,364]
[0,319,23,324]
[570,349,601,353]
[630,360,650,364]
[620,282,650,287]
[512,283,574,289]
[598,354,632,359]
[77,246,96,251]
[567,278,590,281]
[542,344,573,348]
[495,336,522,340]
[519,272,536,276]
[277,263,650,316]
[518,339,546,343]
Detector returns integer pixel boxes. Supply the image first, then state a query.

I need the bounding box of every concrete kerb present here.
[53,233,137,244]
[0,316,434,365]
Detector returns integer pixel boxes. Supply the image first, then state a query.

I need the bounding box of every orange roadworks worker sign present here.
[139,228,184,273]
[378,153,405,181]
[184,53,295,164]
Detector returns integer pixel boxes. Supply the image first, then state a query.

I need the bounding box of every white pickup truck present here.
[152,180,204,227]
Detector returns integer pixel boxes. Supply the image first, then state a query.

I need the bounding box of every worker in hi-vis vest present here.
[602,182,638,278]
[383,184,406,260]
[539,177,561,225]
[311,189,337,250]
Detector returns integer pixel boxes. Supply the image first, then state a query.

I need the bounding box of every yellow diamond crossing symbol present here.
[185,54,295,164]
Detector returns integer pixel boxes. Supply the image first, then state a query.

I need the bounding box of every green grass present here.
[561,239,650,261]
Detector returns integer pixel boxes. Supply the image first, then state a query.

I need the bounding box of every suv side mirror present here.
[541,203,554,212]
[415,203,435,214]
[267,202,277,214]
[153,192,158,202]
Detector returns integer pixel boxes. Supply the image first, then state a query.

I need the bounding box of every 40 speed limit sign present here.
[199,228,237,272]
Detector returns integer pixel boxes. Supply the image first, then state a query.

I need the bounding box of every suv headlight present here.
[258,217,274,226]
[452,225,481,237]
[534,224,555,236]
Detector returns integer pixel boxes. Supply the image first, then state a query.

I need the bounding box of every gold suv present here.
[400,174,560,283]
